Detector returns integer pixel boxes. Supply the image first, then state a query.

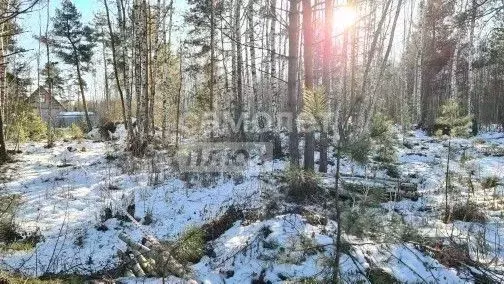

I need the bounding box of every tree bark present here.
[319,0,333,173]
[467,0,477,115]
[302,0,315,171]
[46,0,54,146]
[332,143,342,282]
[288,0,300,167]
[0,27,7,162]
[248,0,258,113]
[104,0,127,129]
[234,0,245,141]
[74,58,92,131]
[162,0,174,141]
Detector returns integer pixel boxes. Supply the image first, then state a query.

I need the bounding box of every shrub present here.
[384,164,400,178]
[451,202,487,223]
[344,137,372,164]
[143,210,154,225]
[3,230,42,251]
[284,167,322,202]
[0,273,84,284]
[172,227,205,264]
[70,123,84,140]
[435,99,472,138]
[0,219,42,252]
[370,113,397,164]
[0,221,21,245]
[367,268,399,284]
[28,113,48,141]
[0,195,22,246]
[341,208,382,239]
[481,176,499,189]
[370,113,392,139]
[5,104,47,144]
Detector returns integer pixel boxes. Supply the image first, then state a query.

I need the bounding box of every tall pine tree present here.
[52,0,95,131]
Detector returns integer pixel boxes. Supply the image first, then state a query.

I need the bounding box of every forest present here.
[0,0,504,283]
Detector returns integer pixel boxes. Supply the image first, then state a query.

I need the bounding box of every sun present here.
[333,6,357,31]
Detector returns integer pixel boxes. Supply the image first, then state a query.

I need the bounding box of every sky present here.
[18,0,104,101]
[17,0,187,102]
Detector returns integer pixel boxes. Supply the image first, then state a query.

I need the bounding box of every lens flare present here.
[333,6,357,30]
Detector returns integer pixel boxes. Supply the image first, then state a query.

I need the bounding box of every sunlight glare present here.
[333,6,357,31]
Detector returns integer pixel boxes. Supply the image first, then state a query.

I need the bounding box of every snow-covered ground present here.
[0,129,503,283]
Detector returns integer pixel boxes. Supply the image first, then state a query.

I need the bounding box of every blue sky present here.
[17,0,187,101]
[19,0,100,59]
[18,0,102,100]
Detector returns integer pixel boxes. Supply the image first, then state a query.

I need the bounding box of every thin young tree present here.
[52,0,95,131]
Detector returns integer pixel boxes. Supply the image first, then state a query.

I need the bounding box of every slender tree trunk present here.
[363,0,403,128]
[46,0,54,146]
[302,0,315,171]
[68,27,92,131]
[319,0,333,173]
[248,0,258,113]
[104,0,128,129]
[162,0,174,141]
[234,0,245,141]
[288,0,300,167]
[117,0,133,138]
[444,139,451,223]
[175,46,182,148]
[0,22,7,163]
[143,0,150,137]
[467,0,477,115]
[210,0,215,115]
[270,0,277,113]
[332,143,342,282]
[74,59,92,131]
[360,0,393,101]
[102,27,110,111]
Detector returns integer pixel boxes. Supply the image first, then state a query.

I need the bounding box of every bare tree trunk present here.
[332,142,342,282]
[270,0,277,113]
[360,0,393,101]
[70,40,92,131]
[162,0,174,141]
[102,27,110,112]
[234,0,245,141]
[302,0,315,171]
[467,0,477,115]
[143,0,150,137]
[104,0,128,129]
[117,0,133,138]
[444,139,451,222]
[149,4,156,136]
[288,0,300,167]
[319,0,332,173]
[175,45,183,148]
[248,0,258,113]
[133,0,144,140]
[0,21,7,163]
[45,0,54,147]
[363,0,403,128]
[210,0,215,114]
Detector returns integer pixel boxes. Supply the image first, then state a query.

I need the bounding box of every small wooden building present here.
[27,86,67,124]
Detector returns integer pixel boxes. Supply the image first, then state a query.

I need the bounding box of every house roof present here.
[28,86,67,110]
